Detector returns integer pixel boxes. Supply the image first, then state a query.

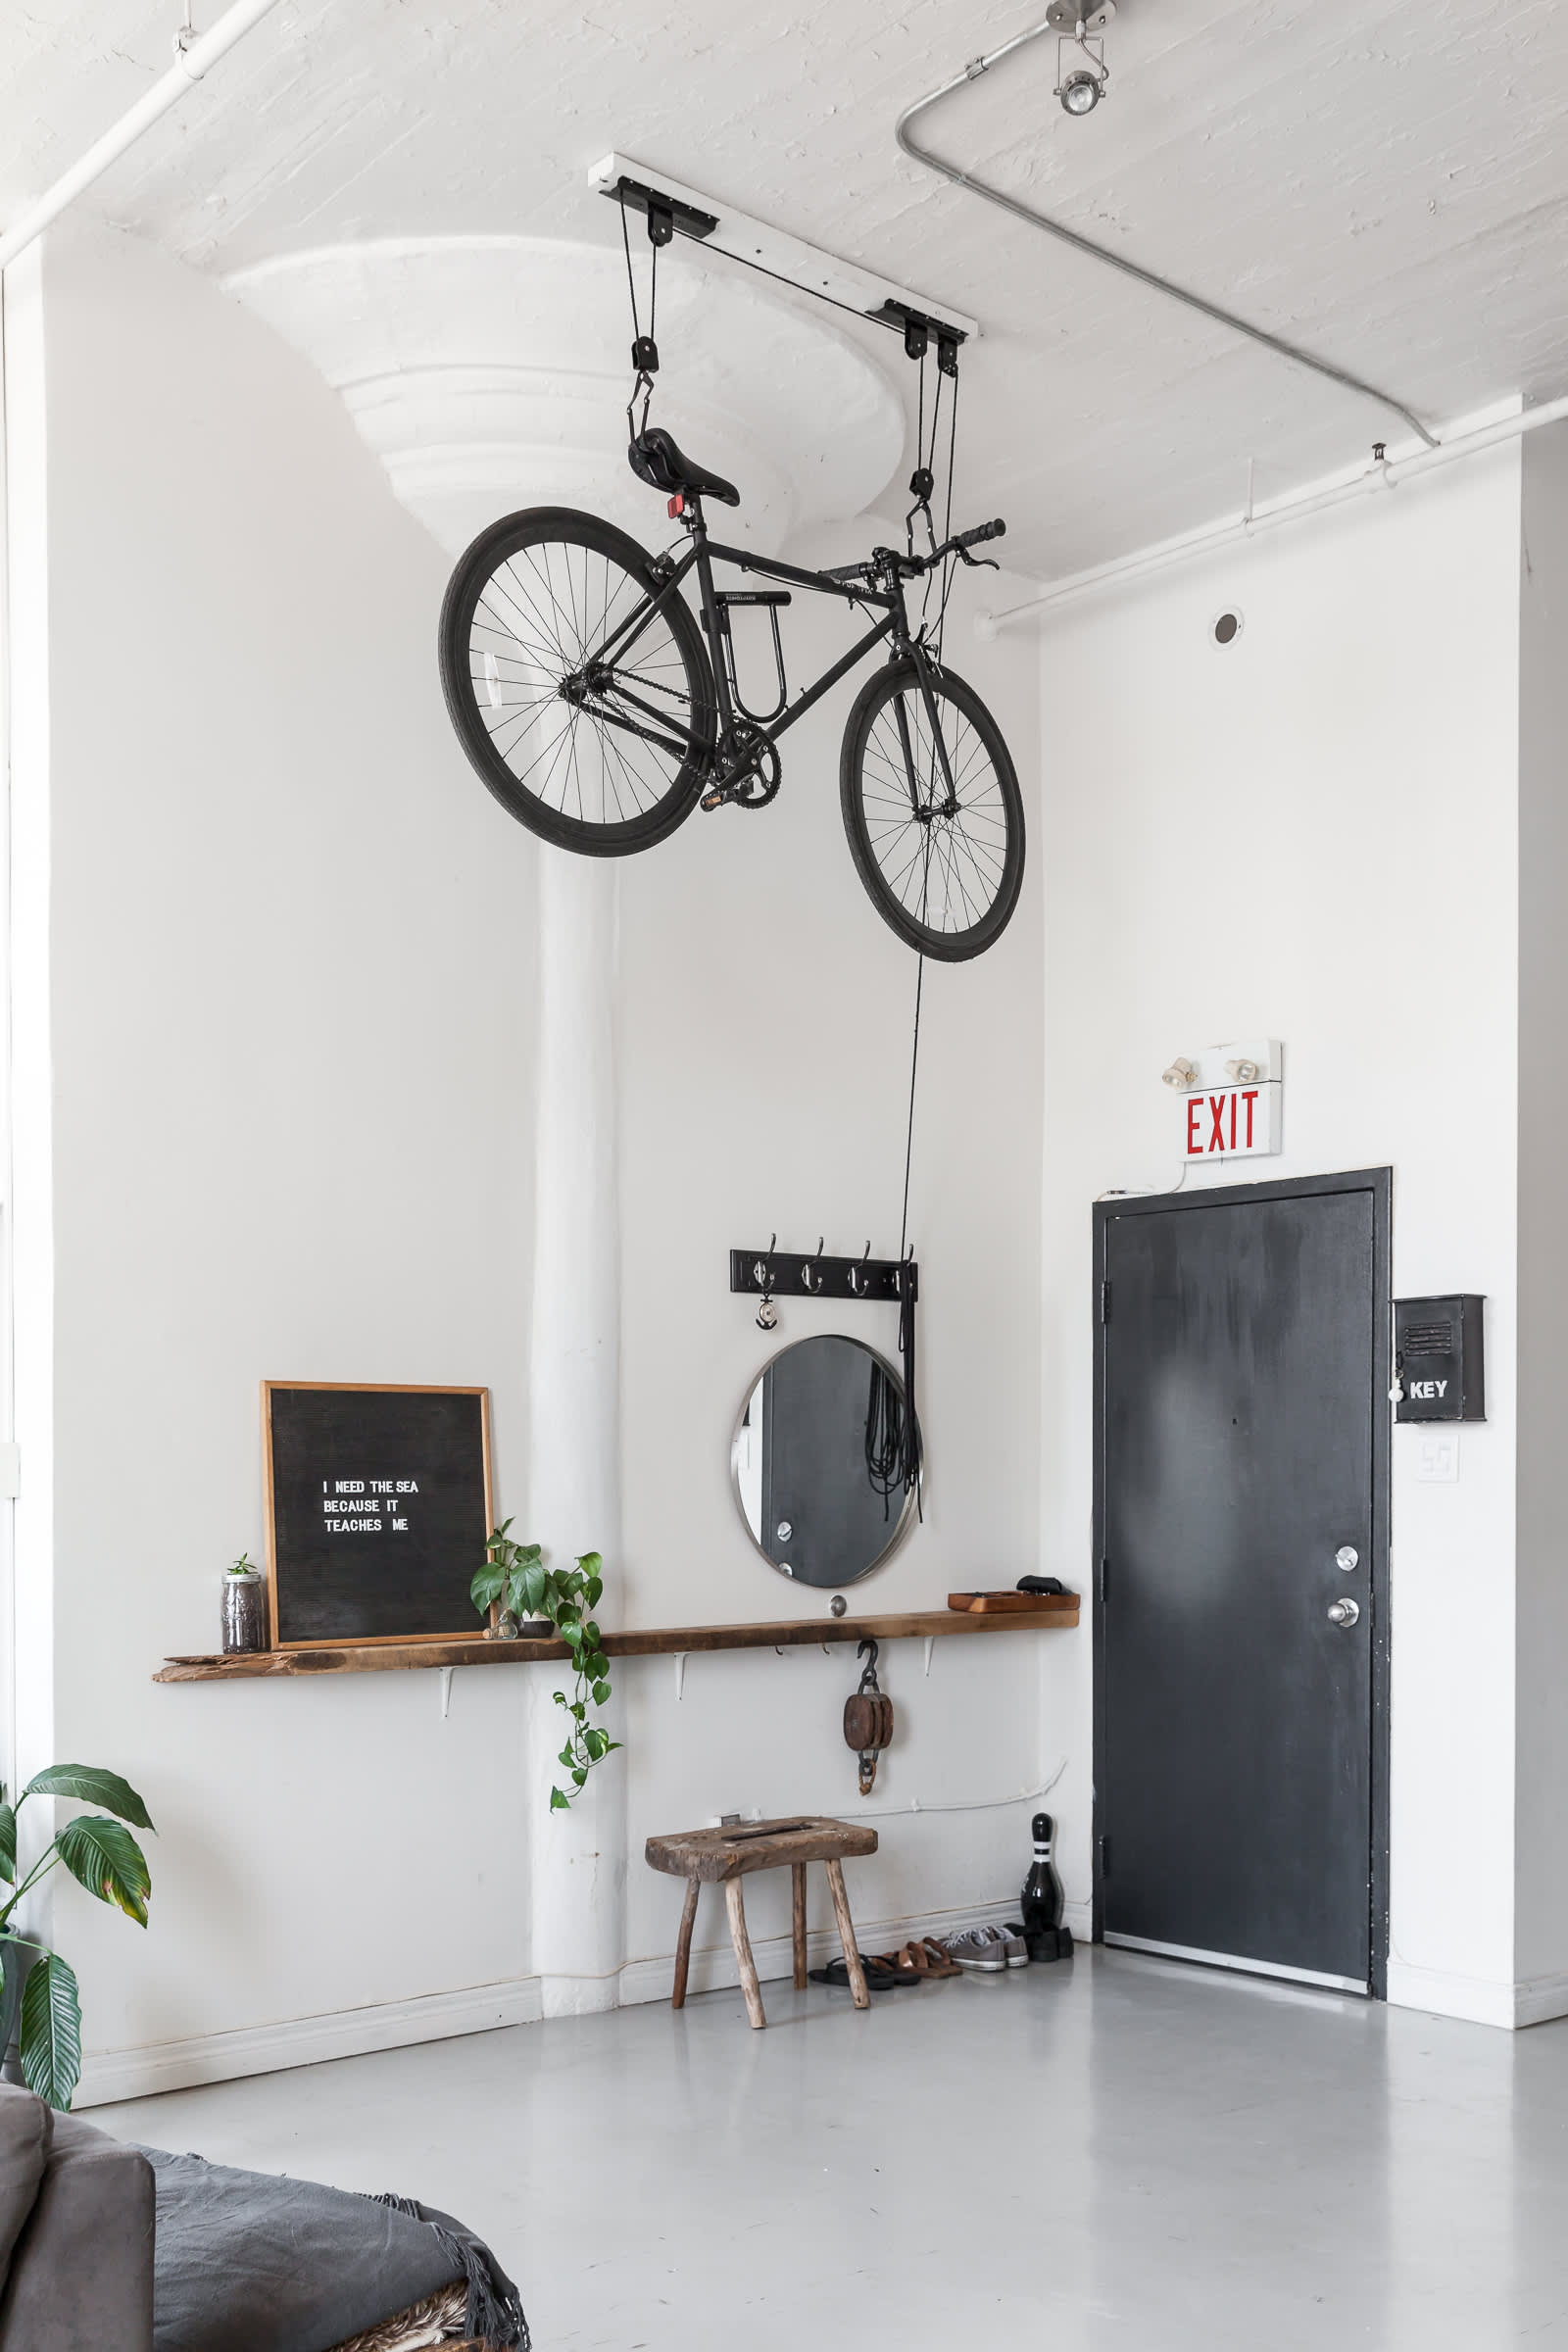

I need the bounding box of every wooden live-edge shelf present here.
[153,1599,1078,1682]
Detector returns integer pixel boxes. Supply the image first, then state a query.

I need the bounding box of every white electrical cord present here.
[834,1755,1067,1823]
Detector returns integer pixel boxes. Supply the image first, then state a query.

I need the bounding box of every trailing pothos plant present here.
[472,1523,620,1811]
[0,1764,155,2110]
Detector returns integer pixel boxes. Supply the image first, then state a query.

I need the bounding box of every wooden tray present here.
[948,1590,1070,1613]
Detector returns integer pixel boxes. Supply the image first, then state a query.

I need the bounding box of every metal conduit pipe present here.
[0,0,287,275]
[895,17,1440,454]
[983,391,1568,630]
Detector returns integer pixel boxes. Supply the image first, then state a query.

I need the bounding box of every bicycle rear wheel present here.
[839,660,1025,961]
[438,507,715,856]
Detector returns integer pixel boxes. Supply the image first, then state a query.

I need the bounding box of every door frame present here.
[1091,1166,1393,1998]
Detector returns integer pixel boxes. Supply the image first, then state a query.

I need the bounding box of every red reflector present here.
[667,494,685,517]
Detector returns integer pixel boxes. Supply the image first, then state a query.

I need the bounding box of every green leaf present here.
[471,1562,506,1613]
[577,1550,603,1577]
[0,1803,15,1886]
[570,1702,586,1721]
[558,1743,575,1769]
[583,1727,609,1762]
[584,1576,604,1610]
[24,1766,154,1832]
[588,1653,610,1682]
[521,1563,548,1618]
[20,1953,81,2112]
[57,1817,151,1925]
[549,1787,570,1811]
[571,1767,587,1788]
[592,1680,611,1706]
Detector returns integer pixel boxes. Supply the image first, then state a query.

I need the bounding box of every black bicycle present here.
[438,426,1025,960]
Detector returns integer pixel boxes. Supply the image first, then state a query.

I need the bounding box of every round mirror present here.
[730,1334,919,1588]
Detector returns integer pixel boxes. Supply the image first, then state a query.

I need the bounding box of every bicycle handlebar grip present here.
[821,562,869,583]
[955,517,1006,550]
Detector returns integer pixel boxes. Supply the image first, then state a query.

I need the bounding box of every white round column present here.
[226,235,902,2012]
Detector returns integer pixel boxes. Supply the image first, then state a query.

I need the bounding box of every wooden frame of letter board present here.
[262,1382,495,1650]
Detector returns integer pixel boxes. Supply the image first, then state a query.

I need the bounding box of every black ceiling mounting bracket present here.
[611,172,719,246]
[869,299,969,372]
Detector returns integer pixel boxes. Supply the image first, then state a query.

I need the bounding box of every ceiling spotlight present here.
[1048,0,1113,117]
[1058,68,1103,116]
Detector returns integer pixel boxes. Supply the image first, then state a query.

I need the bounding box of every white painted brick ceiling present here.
[4,0,1565,573]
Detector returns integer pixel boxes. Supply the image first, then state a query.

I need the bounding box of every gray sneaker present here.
[945,1925,1023,1974]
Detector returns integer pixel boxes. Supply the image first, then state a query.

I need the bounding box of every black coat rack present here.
[729,1244,918,1304]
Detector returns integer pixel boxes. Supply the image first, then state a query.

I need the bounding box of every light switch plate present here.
[1414,1431,1459,1484]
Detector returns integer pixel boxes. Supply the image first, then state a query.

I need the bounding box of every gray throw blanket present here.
[136,2144,528,2352]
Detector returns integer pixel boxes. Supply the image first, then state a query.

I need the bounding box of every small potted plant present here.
[0,1763,155,2110]
[222,1551,268,1654]
[471,1525,620,1810]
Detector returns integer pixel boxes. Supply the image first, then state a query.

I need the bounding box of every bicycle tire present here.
[839,660,1025,961]
[438,506,716,857]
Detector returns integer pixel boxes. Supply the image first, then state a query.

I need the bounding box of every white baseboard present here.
[1512,1969,1568,2028]
[77,1894,1078,2106]
[1385,1958,1568,2031]
[618,1894,1076,2007]
[75,1976,544,2109]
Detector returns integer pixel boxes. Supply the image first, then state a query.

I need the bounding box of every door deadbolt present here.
[1335,1545,1358,1572]
[1327,1597,1360,1628]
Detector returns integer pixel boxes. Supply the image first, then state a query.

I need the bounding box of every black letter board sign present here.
[264,1383,493,1648]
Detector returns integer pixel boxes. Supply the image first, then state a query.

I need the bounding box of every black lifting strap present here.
[620,187,669,440]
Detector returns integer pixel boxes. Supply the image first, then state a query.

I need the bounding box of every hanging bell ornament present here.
[757,1294,778,1331]
[843,1639,895,1795]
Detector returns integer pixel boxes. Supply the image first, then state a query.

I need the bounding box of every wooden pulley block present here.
[844,1639,894,1794]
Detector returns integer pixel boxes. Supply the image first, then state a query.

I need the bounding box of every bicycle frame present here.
[583,496,959,808]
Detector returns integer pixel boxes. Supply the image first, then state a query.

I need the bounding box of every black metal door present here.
[1095,1174,1389,1992]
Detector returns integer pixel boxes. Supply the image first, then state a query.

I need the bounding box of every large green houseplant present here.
[0,1764,155,2110]
[472,1524,619,1810]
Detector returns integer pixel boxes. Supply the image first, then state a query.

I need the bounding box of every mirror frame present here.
[729,1334,921,1588]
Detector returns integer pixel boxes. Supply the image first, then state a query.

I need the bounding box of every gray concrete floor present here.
[98,1948,1568,2349]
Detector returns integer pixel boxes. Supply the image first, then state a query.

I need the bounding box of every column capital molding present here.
[224,234,903,557]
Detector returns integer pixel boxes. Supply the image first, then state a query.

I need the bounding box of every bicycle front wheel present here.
[839,661,1025,960]
[438,507,716,856]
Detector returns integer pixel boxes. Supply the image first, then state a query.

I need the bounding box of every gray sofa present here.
[0,2082,526,2352]
[0,2082,155,2351]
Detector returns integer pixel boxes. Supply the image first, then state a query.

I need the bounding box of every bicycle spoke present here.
[855,678,1014,943]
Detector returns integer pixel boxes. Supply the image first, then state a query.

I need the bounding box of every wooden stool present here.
[645,1815,879,2029]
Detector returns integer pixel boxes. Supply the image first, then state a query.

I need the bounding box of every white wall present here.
[12,231,1056,2097]
[1514,419,1568,2006]
[1033,447,1528,2024]
[27,230,539,2080]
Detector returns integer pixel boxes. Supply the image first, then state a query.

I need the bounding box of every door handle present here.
[1327,1597,1360,1629]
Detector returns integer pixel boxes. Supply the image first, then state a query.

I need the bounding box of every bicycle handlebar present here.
[946,517,1006,556]
[819,517,1007,588]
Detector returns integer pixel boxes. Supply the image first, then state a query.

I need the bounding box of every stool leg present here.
[724,1877,767,2030]
[824,1858,869,2010]
[671,1878,700,2011]
[792,1861,808,1990]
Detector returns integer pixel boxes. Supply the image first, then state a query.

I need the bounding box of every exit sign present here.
[1183,1083,1280,1160]
[1173,1038,1283,1162]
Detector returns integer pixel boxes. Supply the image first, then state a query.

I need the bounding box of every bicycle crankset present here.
[700,723,781,812]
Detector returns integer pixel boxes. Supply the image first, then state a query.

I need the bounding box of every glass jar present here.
[222,1570,269,1654]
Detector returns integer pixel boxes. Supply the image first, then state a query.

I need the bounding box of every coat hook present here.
[849,1240,872,1297]
[802,1237,825,1295]
[756,1233,779,1332]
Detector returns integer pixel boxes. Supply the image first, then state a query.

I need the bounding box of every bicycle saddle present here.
[628,427,741,509]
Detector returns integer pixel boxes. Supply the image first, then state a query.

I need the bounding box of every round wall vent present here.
[1211,609,1244,647]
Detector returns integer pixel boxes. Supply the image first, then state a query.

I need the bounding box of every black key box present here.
[1394,1295,1485,1422]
